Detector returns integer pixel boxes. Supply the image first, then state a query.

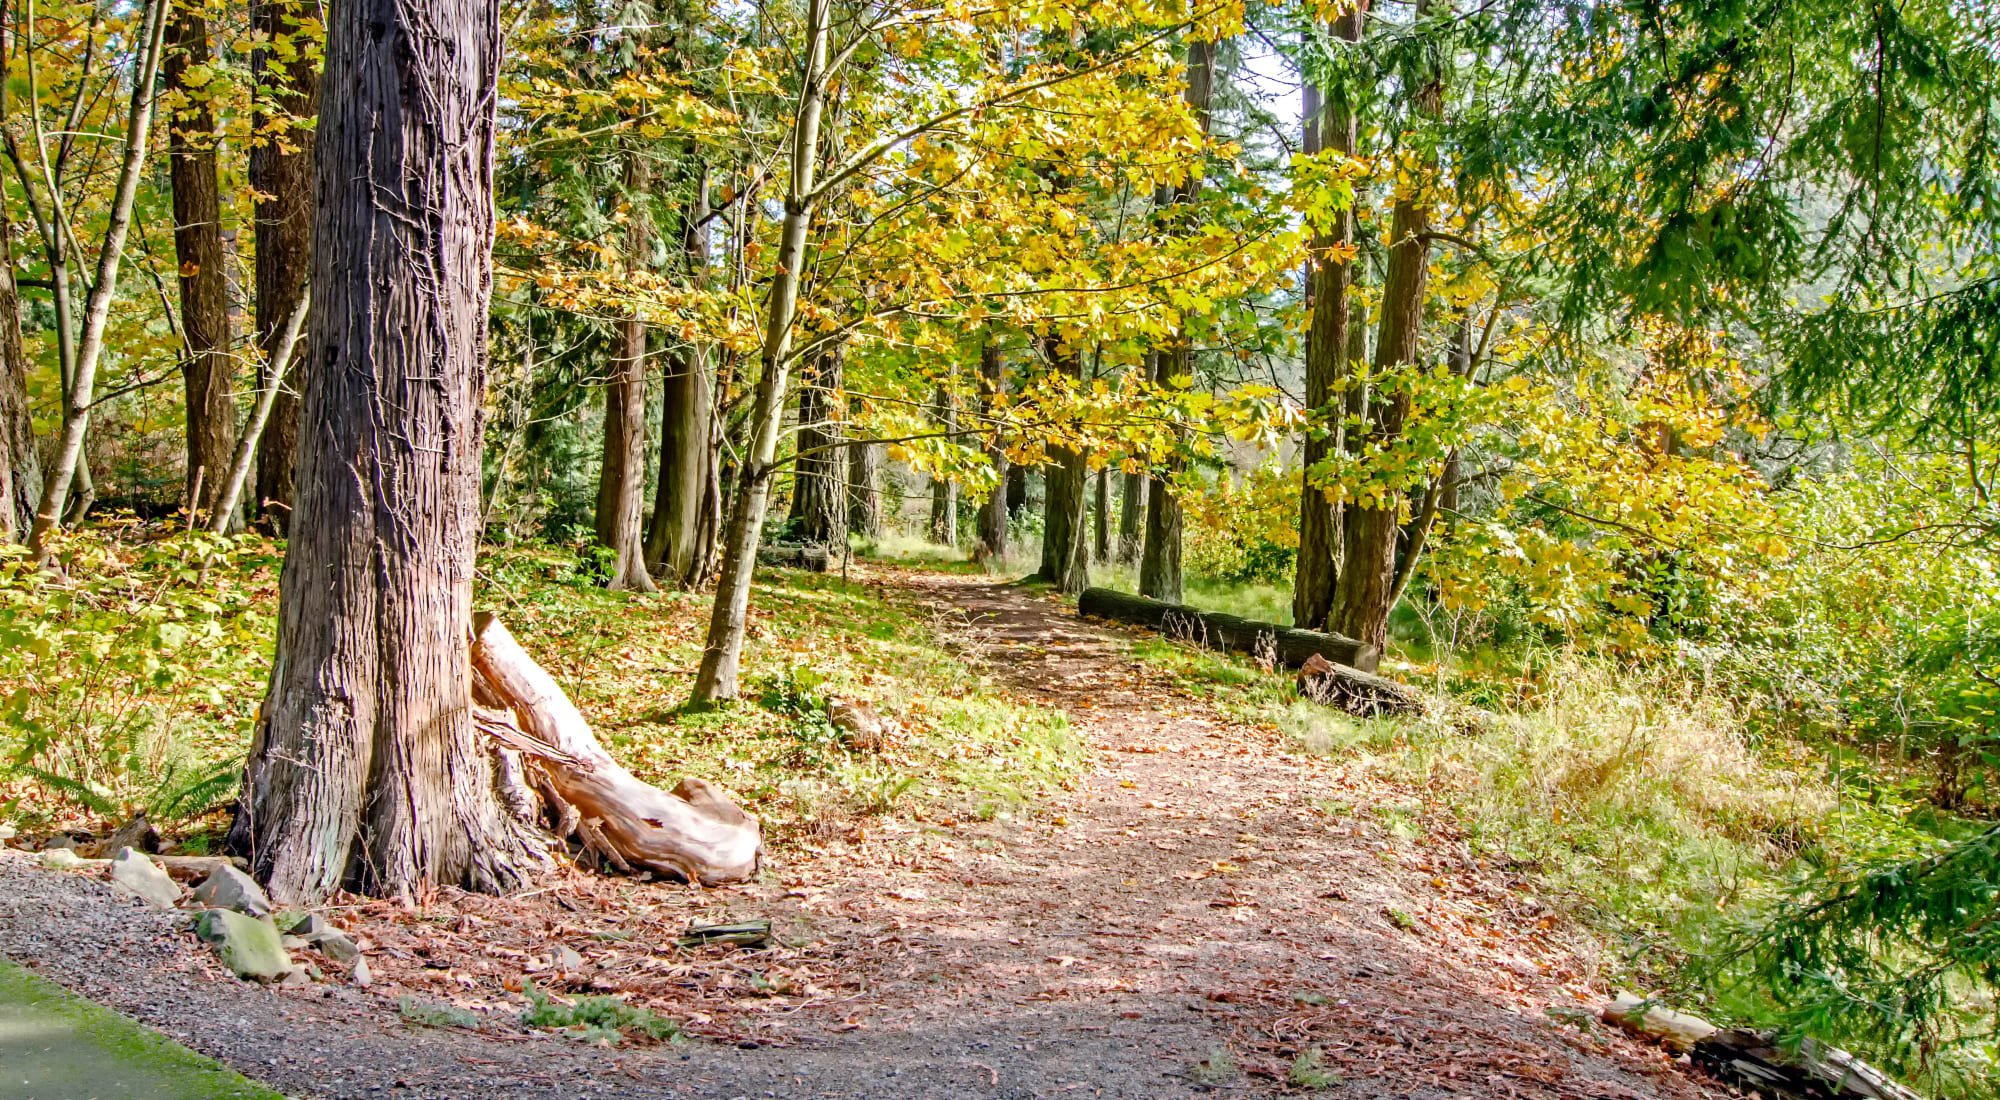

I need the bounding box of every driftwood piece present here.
[1077,587,1380,673]
[1297,654,1424,718]
[1604,994,1919,1100]
[470,614,762,884]
[757,545,830,572]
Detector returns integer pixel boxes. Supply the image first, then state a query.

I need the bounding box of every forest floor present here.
[0,565,1734,1100]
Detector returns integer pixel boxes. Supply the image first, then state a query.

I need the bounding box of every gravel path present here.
[0,571,1729,1099]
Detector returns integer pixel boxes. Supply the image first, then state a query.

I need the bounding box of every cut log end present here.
[1297,654,1424,718]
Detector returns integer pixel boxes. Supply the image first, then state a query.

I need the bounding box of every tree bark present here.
[975,337,1007,558]
[1330,0,1440,652]
[927,381,957,547]
[249,0,319,527]
[787,347,847,546]
[1092,466,1109,563]
[0,188,36,541]
[211,291,309,534]
[1079,587,1380,672]
[1006,463,1028,523]
[692,0,831,704]
[593,152,657,593]
[166,4,235,526]
[1291,3,1367,630]
[1037,338,1090,594]
[646,161,715,587]
[231,0,550,903]
[848,441,883,538]
[1117,470,1143,563]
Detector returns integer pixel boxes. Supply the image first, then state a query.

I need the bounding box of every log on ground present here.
[1604,993,1919,1100]
[1297,654,1423,717]
[469,613,762,884]
[756,545,830,572]
[1077,587,1380,673]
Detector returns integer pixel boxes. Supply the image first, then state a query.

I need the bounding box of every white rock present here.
[108,848,181,909]
[351,957,372,988]
[191,865,273,917]
[40,848,86,870]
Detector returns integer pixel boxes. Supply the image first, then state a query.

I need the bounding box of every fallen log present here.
[757,545,830,572]
[1077,587,1380,673]
[469,614,762,885]
[1297,654,1424,717]
[1604,993,1919,1100]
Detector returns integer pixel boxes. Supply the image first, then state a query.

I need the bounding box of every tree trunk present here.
[0,196,36,541]
[231,0,550,903]
[25,0,169,558]
[787,347,847,546]
[691,0,831,705]
[471,615,761,884]
[1092,466,1109,563]
[1140,38,1216,605]
[249,0,319,527]
[928,381,957,547]
[1078,587,1380,673]
[646,161,714,587]
[1006,464,1028,523]
[211,291,310,533]
[1037,339,1089,594]
[1117,470,1143,563]
[975,338,1007,559]
[848,442,883,538]
[1291,4,1367,630]
[1330,26,1440,651]
[166,5,235,526]
[593,152,657,593]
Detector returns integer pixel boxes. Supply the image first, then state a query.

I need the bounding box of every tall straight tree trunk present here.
[25,0,169,558]
[1037,338,1090,594]
[848,442,882,538]
[231,0,549,902]
[1140,37,1217,604]
[249,0,319,526]
[787,347,846,545]
[166,4,234,524]
[1006,464,1028,522]
[928,381,957,547]
[593,152,657,592]
[647,161,714,586]
[1291,3,1368,629]
[1092,466,1109,563]
[1117,470,1143,563]
[0,201,37,542]
[975,337,1007,558]
[692,0,831,704]
[1139,345,1185,602]
[1331,1,1441,651]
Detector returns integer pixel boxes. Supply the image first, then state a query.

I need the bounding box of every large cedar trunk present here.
[232,0,548,903]
[166,7,234,523]
[646,164,714,587]
[927,381,957,547]
[1291,4,1367,630]
[0,199,36,541]
[249,0,319,527]
[787,348,847,546]
[593,152,657,593]
[975,338,1008,558]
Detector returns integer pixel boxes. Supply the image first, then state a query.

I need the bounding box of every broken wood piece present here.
[470,613,762,885]
[1077,587,1379,673]
[679,920,773,950]
[1603,994,1920,1100]
[1296,654,1424,718]
[757,545,830,572]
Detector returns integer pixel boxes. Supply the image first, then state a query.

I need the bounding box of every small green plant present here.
[398,998,480,1029]
[520,981,680,1045]
[1385,907,1418,931]
[1190,1046,1239,1084]
[1288,1046,1341,1089]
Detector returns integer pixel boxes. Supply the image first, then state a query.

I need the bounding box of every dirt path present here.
[0,570,1726,1099]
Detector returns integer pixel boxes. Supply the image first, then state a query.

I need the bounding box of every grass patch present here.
[520,981,680,1045]
[397,997,482,1030]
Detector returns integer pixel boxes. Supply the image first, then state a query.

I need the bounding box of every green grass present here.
[0,957,283,1099]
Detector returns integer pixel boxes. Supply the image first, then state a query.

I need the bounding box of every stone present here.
[282,935,308,951]
[193,909,293,982]
[553,945,585,973]
[306,930,359,963]
[278,967,310,987]
[293,914,334,937]
[39,848,86,870]
[0,823,16,842]
[191,865,273,917]
[351,957,372,988]
[108,848,181,909]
